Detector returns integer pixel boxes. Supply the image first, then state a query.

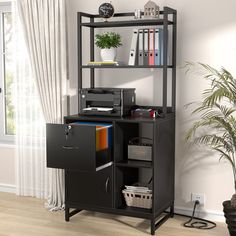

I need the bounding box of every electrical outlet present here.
[191,193,205,205]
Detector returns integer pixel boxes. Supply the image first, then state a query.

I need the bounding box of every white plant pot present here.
[100,48,117,62]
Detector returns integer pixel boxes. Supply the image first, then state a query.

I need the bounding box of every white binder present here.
[138,29,144,66]
[128,29,138,65]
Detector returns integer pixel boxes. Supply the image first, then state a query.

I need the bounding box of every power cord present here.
[174,200,217,230]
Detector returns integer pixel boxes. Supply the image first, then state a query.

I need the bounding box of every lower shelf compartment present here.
[117,205,153,215]
[65,203,175,222]
[65,203,153,219]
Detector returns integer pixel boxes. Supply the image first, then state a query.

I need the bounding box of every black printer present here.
[79,88,136,117]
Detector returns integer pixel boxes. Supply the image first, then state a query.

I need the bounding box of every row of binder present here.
[128,28,164,66]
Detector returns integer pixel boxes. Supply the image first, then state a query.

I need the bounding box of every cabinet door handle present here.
[62,146,79,150]
[105,177,110,193]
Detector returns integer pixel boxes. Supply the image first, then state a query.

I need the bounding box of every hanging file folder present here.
[72,122,112,151]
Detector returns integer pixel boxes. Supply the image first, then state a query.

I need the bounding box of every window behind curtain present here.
[0,4,14,143]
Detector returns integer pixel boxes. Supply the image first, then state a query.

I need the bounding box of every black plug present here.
[195,200,200,205]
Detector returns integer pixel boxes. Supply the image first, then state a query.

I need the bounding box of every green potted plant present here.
[185,62,236,235]
[95,32,122,61]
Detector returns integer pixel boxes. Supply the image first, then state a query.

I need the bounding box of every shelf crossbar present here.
[81,19,173,28]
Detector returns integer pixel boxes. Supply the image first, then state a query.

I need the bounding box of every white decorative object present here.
[144,0,159,18]
[100,48,117,61]
[134,9,142,19]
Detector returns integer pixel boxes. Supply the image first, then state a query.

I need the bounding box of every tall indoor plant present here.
[95,32,122,61]
[185,62,236,236]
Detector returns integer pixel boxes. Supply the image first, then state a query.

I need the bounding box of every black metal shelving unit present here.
[46,6,176,235]
[77,6,177,114]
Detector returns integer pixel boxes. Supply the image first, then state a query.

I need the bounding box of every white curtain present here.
[14,14,48,199]
[14,0,68,210]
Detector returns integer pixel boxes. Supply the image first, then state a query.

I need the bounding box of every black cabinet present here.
[65,166,113,208]
[46,6,177,235]
[53,115,176,235]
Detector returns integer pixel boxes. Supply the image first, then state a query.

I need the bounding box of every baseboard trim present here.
[0,183,16,193]
[174,206,225,222]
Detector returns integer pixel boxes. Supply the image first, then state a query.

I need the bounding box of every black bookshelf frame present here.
[77,6,177,114]
[70,7,177,235]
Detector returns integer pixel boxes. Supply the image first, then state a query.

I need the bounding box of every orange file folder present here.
[96,126,108,151]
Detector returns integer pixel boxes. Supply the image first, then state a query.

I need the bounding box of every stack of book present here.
[128,28,164,66]
[87,61,125,66]
[124,185,152,193]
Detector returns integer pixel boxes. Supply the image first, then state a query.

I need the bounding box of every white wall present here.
[0,0,236,219]
[0,146,15,192]
[67,0,236,217]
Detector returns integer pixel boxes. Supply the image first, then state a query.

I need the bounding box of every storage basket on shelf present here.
[122,189,152,209]
[128,137,152,162]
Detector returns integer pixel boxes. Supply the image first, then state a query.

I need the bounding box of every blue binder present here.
[154,28,163,66]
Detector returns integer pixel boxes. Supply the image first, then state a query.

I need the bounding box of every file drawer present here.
[46,122,112,171]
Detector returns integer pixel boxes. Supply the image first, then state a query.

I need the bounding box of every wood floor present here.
[0,192,228,236]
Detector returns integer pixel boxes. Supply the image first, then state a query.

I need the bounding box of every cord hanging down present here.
[176,200,217,230]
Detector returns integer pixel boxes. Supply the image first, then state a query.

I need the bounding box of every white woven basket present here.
[122,190,152,209]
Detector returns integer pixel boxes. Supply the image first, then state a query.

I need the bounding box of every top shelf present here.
[78,7,176,28]
[81,19,173,28]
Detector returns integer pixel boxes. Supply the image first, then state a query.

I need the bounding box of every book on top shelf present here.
[87,61,126,66]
